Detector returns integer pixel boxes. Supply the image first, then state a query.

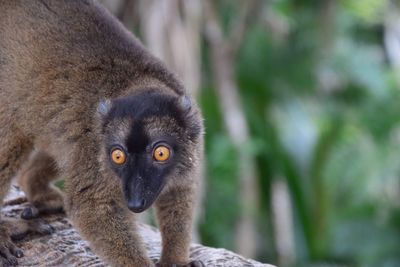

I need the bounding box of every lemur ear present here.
[178,95,202,140]
[97,99,112,117]
[178,95,192,113]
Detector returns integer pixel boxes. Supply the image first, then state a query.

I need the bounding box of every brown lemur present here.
[0,0,204,266]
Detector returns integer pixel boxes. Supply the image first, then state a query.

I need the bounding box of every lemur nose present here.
[128,198,147,213]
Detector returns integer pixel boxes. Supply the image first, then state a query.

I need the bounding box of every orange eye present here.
[153,145,170,162]
[111,149,126,165]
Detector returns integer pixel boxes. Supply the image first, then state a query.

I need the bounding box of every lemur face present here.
[98,89,201,213]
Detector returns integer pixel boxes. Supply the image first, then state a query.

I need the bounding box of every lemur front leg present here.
[65,167,154,267]
[155,187,204,267]
[17,150,64,220]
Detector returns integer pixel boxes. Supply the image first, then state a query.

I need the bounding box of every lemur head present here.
[97,89,202,213]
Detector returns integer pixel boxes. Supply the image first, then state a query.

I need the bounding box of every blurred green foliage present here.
[198,1,400,266]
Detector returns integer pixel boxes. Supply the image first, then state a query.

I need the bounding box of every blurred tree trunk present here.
[271,179,295,266]
[204,0,261,258]
[316,0,341,93]
[311,0,338,259]
[138,0,202,97]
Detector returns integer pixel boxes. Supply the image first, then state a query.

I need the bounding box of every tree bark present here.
[3,186,274,267]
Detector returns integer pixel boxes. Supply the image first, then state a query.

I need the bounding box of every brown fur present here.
[0,1,204,267]
[16,150,63,219]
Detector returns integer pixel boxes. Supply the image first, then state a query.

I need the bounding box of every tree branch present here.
[3,186,274,267]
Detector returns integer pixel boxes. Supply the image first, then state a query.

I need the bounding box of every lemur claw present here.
[0,238,23,267]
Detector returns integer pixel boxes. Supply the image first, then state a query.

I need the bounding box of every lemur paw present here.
[0,232,23,267]
[4,217,54,241]
[27,219,55,236]
[156,260,205,267]
[21,205,39,220]
[20,199,64,220]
